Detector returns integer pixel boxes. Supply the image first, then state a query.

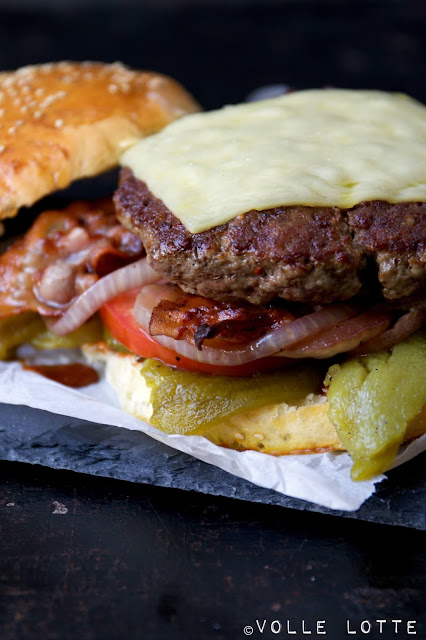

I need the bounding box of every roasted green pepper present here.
[30,314,103,350]
[141,359,322,435]
[103,329,131,354]
[0,313,45,359]
[0,312,103,359]
[327,332,426,480]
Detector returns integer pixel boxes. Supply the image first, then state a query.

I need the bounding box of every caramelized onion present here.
[50,258,162,335]
[279,310,392,359]
[133,283,358,366]
[351,308,426,356]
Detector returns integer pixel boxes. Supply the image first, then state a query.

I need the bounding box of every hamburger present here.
[0,64,425,482]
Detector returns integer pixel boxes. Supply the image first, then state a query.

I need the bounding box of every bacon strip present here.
[149,293,296,349]
[0,198,144,317]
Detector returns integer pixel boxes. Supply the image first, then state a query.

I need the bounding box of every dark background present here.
[0,1,425,110]
[0,1,425,639]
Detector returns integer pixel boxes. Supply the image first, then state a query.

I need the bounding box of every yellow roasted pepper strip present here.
[0,313,45,360]
[0,313,103,359]
[30,314,103,350]
[142,359,322,435]
[327,332,426,480]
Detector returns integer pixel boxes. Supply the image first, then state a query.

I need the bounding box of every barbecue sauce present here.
[22,362,99,388]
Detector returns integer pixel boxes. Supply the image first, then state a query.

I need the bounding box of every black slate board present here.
[0,403,424,530]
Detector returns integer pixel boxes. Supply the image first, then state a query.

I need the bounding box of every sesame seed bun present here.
[0,61,199,221]
[82,343,426,455]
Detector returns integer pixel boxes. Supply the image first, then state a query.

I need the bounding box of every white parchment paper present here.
[0,356,425,512]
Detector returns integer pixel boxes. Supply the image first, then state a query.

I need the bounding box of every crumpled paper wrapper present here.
[0,352,425,512]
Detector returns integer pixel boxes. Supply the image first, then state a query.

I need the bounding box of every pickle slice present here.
[327,332,426,480]
[142,359,322,435]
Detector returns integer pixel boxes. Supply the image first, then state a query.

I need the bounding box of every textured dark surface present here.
[0,403,425,530]
[1,458,425,640]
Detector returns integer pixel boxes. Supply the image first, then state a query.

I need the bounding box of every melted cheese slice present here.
[121,89,426,234]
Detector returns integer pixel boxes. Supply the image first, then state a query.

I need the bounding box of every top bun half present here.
[0,61,200,221]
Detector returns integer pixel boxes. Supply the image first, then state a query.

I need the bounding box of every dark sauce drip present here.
[22,362,99,388]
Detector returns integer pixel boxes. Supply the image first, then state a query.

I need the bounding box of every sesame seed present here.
[57,62,73,72]
[8,126,16,134]
[148,76,165,89]
[253,433,265,440]
[234,433,244,441]
[0,145,5,152]
[40,93,64,108]
[33,110,43,119]
[111,61,126,71]
[16,65,36,77]
[108,84,118,94]
[54,119,63,128]
[35,87,44,97]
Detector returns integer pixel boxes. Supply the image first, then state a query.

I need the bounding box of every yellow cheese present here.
[121,89,426,234]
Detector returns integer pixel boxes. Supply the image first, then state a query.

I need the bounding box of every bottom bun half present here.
[83,343,426,456]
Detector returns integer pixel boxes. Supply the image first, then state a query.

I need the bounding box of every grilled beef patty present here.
[114,168,426,305]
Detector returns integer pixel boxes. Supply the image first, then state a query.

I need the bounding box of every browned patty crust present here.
[114,168,426,305]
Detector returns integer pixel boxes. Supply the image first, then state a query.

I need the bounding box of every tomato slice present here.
[100,289,289,376]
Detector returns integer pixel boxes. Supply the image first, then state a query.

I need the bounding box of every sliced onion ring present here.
[351,308,426,356]
[134,284,358,366]
[50,258,162,336]
[279,310,392,359]
[133,282,182,333]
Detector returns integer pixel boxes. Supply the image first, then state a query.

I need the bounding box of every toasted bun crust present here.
[0,61,199,221]
[83,344,426,455]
